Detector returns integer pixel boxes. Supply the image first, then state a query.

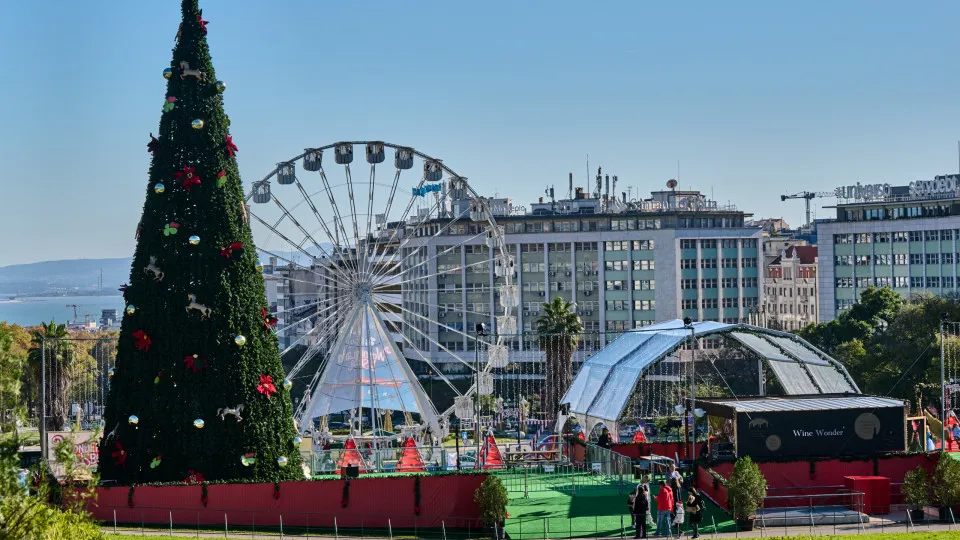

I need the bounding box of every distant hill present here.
[0,258,132,296]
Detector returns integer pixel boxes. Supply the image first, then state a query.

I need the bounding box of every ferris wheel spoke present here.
[365,174,433,282]
[385,256,493,289]
[255,244,353,288]
[393,304,487,364]
[370,191,456,283]
[380,302,470,396]
[317,165,361,276]
[292,178,361,279]
[362,164,378,277]
[379,226,486,286]
[269,195,345,273]
[249,211,353,284]
[342,164,364,275]
[286,325,338,380]
[275,300,341,338]
[363,169,403,279]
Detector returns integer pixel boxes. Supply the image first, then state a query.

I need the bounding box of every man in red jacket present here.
[655,480,675,536]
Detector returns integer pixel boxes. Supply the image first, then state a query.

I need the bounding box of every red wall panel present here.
[90,475,487,529]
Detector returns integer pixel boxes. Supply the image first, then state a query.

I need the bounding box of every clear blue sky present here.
[2,0,960,267]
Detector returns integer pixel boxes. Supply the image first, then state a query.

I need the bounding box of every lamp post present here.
[475,322,486,457]
[683,316,696,463]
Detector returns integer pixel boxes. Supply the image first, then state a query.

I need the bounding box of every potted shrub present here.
[932,457,960,522]
[726,456,767,531]
[475,475,509,539]
[902,466,930,522]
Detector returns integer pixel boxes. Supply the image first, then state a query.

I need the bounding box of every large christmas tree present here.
[100,0,302,483]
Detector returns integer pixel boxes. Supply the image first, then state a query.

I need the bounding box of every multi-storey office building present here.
[400,188,763,376]
[819,174,960,321]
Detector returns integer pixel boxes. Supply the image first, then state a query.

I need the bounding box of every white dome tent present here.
[559,319,860,438]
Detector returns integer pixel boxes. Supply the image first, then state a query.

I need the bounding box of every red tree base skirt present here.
[89,475,487,529]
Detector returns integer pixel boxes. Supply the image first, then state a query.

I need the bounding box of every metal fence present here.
[36,336,117,457]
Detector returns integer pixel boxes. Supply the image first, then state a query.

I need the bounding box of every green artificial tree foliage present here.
[99,0,301,483]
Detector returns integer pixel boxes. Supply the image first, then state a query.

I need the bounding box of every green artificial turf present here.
[500,471,736,539]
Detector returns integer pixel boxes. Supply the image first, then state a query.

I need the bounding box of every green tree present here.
[25,321,92,432]
[100,0,301,483]
[536,297,583,418]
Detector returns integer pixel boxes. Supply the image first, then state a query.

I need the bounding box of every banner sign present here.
[47,431,99,476]
[735,405,905,458]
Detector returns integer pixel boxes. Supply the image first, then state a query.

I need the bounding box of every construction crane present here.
[780,191,836,229]
[66,304,79,323]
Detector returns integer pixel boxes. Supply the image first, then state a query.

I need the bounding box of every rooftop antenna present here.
[586,154,589,195]
[568,172,573,199]
[677,160,680,184]
[612,175,618,201]
[627,186,633,201]
[595,166,602,199]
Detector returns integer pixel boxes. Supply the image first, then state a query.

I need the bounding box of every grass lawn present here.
[501,473,736,539]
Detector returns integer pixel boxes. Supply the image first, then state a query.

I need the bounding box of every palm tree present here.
[27,321,77,431]
[536,297,583,419]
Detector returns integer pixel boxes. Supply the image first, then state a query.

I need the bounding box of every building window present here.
[911,276,924,287]
[945,253,955,265]
[721,277,739,288]
[943,230,955,241]
[927,277,941,288]
[700,258,717,269]
[875,254,890,265]
[856,277,873,288]
[855,233,872,244]
[701,278,718,288]
[721,239,738,248]
[605,280,624,290]
[604,261,627,271]
[909,231,923,242]
[681,279,698,289]
[742,277,758,288]
[680,239,697,249]
[574,242,597,251]
[742,239,758,248]
[874,232,890,243]
[926,253,940,265]
[743,297,759,307]
[894,253,908,265]
[633,280,655,290]
[605,300,628,311]
[633,240,655,250]
[893,232,908,242]
[835,255,852,266]
[925,230,940,241]
[611,219,635,231]
[834,234,852,244]
[701,239,717,249]
[722,297,739,308]
[855,255,872,266]
[836,278,853,288]
[682,298,697,309]
[702,298,718,309]
[945,276,955,288]
[681,258,697,269]
[909,254,923,265]
[634,300,655,311]
[604,241,628,251]
[632,260,655,271]
[741,258,757,268]
[894,276,909,287]
[875,277,891,287]
[721,258,738,268]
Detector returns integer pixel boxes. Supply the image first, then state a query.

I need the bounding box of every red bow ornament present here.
[220,242,244,258]
[132,330,151,352]
[175,165,201,191]
[225,134,238,157]
[257,374,277,399]
[112,441,128,468]
[261,308,278,332]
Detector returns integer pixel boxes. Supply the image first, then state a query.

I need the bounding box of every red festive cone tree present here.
[337,439,367,474]
[396,437,426,472]
[477,434,505,469]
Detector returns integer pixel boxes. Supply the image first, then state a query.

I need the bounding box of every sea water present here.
[0,295,124,327]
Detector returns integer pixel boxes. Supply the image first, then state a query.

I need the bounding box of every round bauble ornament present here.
[125,304,136,315]
[128,415,139,426]
[188,235,200,246]
[162,67,173,79]
[193,418,205,429]
[191,119,204,129]
[293,436,303,445]
[277,456,288,467]
[283,378,293,390]
[216,80,226,92]
[234,335,247,347]
[255,260,264,272]
[108,367,115,378]
[153,183,165,194]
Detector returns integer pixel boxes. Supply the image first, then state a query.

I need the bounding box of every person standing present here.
[598,427,612,448]
[631,484,650,538]
[685,487,705,539]
[669,463,683,503]
[655,480,675,536]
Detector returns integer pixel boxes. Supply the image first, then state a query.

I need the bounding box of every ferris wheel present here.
[245,141,518,439]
